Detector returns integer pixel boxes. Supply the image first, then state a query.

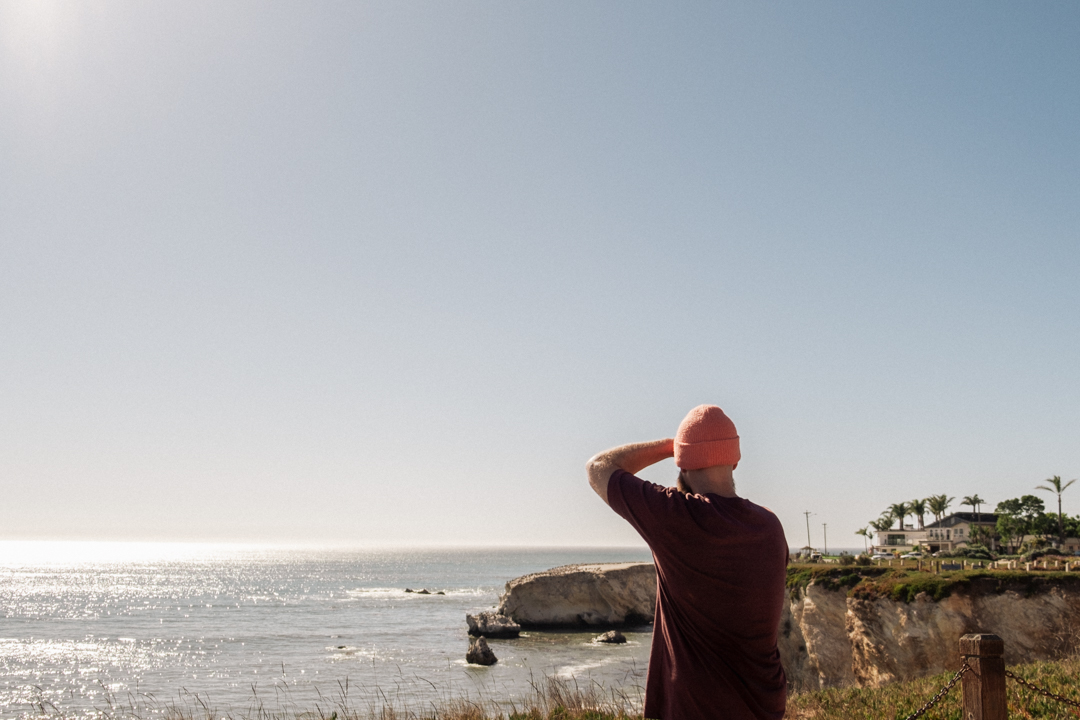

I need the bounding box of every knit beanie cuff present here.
[674,436,741,470]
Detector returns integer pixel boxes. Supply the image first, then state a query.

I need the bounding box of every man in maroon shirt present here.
[586,405,788,720]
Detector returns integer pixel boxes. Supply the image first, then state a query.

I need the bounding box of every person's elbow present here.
[585,453,607,484]
[586,454,613,504]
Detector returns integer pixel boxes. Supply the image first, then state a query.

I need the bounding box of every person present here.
[586,405,788,720]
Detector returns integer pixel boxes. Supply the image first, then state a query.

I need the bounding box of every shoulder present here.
[608,468,674,502]
[738,498,784,528]
[608,469,687,518]
[743,498,781,519]
[737,499,789,554]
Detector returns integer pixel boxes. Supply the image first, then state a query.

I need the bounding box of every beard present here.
[676,470,692,495]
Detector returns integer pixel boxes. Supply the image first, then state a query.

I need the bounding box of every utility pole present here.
[822,523,828,556]
[803,511,813,550]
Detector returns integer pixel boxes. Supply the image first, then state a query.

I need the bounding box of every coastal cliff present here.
[780,570,1080,691]
[497,562,656,628]
[495,562,1080,692]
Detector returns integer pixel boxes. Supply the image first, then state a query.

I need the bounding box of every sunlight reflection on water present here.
[0,543,652,718]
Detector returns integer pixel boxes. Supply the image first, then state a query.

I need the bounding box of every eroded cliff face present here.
[778,583,855,690]
[782,579,1080,691]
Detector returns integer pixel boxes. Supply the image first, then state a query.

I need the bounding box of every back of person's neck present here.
[684,465,738,498]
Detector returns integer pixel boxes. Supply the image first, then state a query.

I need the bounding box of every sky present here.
[2,1,1078,549]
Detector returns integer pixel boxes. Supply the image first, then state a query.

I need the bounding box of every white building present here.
[873,512,998,554]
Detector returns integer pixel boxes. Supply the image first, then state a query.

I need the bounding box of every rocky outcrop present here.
[466,611,521,638]
[466,637,497,665]
[497,563,656,628]
[782,578,1080,691]
[594,630,627,644]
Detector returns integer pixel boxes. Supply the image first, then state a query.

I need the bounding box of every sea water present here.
[0,543,654,718]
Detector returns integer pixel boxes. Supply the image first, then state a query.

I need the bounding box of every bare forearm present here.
[591,439,675,475]
[586,438,674,504]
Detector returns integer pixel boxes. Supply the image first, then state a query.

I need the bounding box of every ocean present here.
[0,543,655,718]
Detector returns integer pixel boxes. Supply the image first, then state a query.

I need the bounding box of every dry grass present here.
[20,655,1080,720]
[19,674,641,720]
[787,654,1080,720]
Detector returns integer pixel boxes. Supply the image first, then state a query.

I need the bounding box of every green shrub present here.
[1021,547,1071,561]
[936,545,995,561]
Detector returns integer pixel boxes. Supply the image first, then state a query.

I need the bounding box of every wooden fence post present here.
[960,633,1006,720]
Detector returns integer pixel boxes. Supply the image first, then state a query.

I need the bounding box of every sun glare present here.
[0,540,263,568]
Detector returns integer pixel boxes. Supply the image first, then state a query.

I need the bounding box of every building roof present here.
[925,512,998,529]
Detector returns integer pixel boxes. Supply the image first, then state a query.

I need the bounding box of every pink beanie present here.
[674,405,740,470]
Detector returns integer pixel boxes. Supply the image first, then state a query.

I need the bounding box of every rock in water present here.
[594,630,627,644]
[466,611,521,638]
[497,562,656,628]
[466,637,497,665]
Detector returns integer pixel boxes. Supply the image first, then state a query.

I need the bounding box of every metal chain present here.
[900,663,971,720]
[1005,669,1080,710]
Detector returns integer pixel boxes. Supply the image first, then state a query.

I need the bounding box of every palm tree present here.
[871,515,892,531]
[1036,475,1077,547]
[888,502,911,530]
[910,498,927,529]
[970,522,997,549]
[928,494,954,524]
[962,495,985,520]
[855,527,872,553]
[870,515,893,534]
[868,516,893,551]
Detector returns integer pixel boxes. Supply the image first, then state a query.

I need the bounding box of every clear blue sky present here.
[2,1,1078,548]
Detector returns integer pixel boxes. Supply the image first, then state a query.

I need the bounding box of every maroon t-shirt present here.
[607,469,788,720]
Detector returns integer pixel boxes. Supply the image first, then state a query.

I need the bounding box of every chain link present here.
[900,663,971,720]
[1005,669,1080,710]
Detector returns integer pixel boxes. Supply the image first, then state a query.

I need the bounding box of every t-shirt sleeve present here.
[607,468,689,547]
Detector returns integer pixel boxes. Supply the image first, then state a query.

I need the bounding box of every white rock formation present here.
[497,562,656,628]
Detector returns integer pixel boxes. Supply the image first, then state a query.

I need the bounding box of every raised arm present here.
[586,438,675,505]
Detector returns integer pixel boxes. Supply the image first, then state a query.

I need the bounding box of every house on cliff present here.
[923,512,998,553]
[872,512,998,554]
